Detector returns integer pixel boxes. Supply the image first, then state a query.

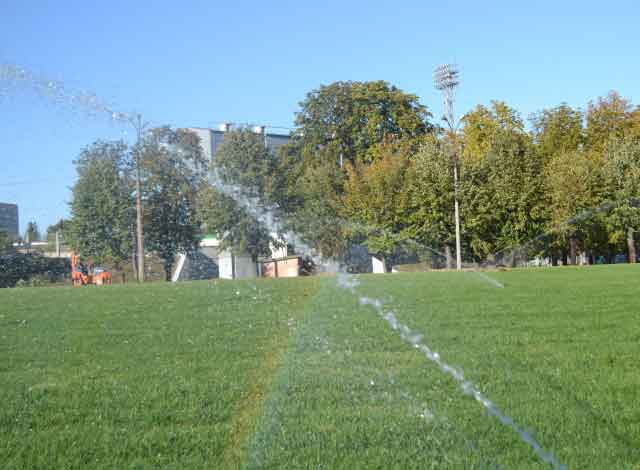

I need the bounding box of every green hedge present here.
[0,253,70,288]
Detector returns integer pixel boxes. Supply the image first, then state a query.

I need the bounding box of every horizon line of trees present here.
[53,81,640,280]
[210,84,640,271]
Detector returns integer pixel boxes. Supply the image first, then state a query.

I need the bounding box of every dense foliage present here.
[0,229,12,254]
[68,140,134,269]
[24,221,41,242]
[65,82,640,277]
[67,128,206,281]
[141,127,208,280]
[263,87,640,266]
[269,80,435,260]
[0,252,70,288]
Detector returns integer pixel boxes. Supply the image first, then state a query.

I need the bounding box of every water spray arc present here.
[434,64,462,271]
[488,197,640,268]
[4,61,567,466]
[1,63,153,282]
[210,162,566,466]
[0,63,133,124]
[208,163,570,465]
[337,274,566,469]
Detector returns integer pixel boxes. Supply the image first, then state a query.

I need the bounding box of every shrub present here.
[0,253,70,288]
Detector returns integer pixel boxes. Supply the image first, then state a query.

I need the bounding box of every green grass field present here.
[1,266,639,469]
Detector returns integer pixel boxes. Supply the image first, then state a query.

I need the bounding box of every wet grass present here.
[0,279,319,469]
[1,265,638,468]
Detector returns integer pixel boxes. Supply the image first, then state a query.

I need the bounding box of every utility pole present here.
[131,113,148,282]
[434,64,462,271]
[55,230,61,257]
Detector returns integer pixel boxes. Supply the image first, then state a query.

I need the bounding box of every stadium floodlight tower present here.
[434,64,462,271]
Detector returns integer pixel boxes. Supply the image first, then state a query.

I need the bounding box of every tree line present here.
[65,127,207,281]
[212,83,640,270]
[67,81,640,278]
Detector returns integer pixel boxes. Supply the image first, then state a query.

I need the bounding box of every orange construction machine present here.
[71,253,112,286]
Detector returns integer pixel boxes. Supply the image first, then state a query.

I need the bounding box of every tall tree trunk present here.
[569,237,578,265]
[551,253,558,266]
[445,245,453,269]
[253,256,261,277]
[132,249,138,281]
[561,249,568,266]
[627,228,637,264]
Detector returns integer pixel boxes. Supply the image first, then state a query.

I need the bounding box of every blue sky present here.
[1,0,639,233]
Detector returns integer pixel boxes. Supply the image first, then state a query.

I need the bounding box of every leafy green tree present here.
[629,106,640,140]
[270,81,433,258]
[46,219,68,238]
[342,143,413,270]
[287,161,347,259]
[461,101,525,164]
[266,141,305,215]
[603,137,640,263]
[293,80,432,167]
[407,138,456,266]
[586,91,634,159]
[46,219,70,249]
[0,229,12,254]
[199,127,278,263]
[141,127,208,281]
[68,140,134,269]
[530,103,597,263]
[214,128,276,198]
[544,150,602,264]
[565,92,638,261]
[460,104,546,263]
[24,221,41,243]
[530,103,584,160]
[197,183,273,262]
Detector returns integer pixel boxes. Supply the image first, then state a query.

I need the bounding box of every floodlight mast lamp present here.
[434,64,462,271]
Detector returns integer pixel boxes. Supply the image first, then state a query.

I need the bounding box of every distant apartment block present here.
[187,123,290,167]
[0,202,19,238]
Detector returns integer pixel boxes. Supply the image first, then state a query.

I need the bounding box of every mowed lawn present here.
[0,266,638,469]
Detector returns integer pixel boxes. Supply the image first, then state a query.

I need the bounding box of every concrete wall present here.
[218,250,233,279]
[234,255,258,279]
[218,250,257,280]
[372,257,386,274]
[172,237,259,281]
[178,247,220,281]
